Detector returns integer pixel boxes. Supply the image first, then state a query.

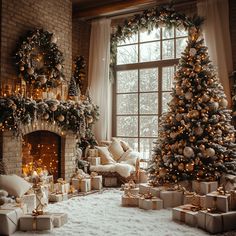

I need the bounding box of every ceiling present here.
[72,0,172,20]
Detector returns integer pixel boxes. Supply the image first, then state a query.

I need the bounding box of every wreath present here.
[15,29,65,89]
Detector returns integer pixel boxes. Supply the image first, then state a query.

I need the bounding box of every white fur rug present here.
[14,189,235,236]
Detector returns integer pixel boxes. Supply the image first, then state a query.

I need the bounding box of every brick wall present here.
[0,0,72,87]
[229,0,236,70]
[72,18,91,94]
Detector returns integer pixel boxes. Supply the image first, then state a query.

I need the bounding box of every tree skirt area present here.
[15,189,236,236]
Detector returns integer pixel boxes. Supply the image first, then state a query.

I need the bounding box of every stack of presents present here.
[121,175,236,234]
[0,170,103,235]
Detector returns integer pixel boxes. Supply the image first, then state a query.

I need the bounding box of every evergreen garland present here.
[73,55,86,92]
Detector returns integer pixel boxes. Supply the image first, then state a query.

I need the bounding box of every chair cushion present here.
[95,146,116,165]
[108,138,124,161]
[0,174,32,197]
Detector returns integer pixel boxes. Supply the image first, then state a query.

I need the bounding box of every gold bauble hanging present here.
[178,163,185,171]
[185,163,194,172]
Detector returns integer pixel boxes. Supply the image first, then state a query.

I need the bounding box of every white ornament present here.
[56,64,62,71]
[209,102,219,111]
[51,35,57,44]
[189,48,197,56]
[219,98,228,108]
[185,91,193,100]
[183,146,194,158]
[194,126,203,136]
[206,148,215,157]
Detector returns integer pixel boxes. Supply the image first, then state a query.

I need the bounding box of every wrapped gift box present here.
[88,149,98,157]
[104,177,117,187]
[139,197,163,210]
[172,204,199,227]
[124,187,139,195]
[19,214,53,231]
[49,193,68,202]
[50,213,68,228]
[72,178,91,192]
[53,182,70,194]
[91,176,103,190]
[198,210,236,234]
[22,193,36,213]
[0,205,25,235]
[160,190,183,208]
[183,194,206,209]
[150,186,166,198]
[122,195,139,207]
[192,181,218,195]
[88,156,101,166]
[139,170,148,183]
[205,191,231,212]
[139,183,151,195]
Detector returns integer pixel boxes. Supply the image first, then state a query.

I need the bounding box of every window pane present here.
[140,28,160,42]
[117,45,138,65]
[140,138,155,160]
[117,94,138,114]
[140,42,160,62]
[117,137,138,151]
[117,33,138,45]
[162,67,175,91]
[117,116,138,136]
[140,116,158,137]
[117,70,138,93]
[162,27,174,39]
[140,68,158,92]
[176,28,188,37]
[140,93,158,114]
[162,39,174,59]
[176,38,187,58]
[162,92,172,113]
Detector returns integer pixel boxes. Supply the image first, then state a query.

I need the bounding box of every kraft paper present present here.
[19,214,53,231]
[150,186,166,198]
[80,179,91,192]
[183,194,206,209]
[88,149,98,157]
[49,193,68,202]
[198,210,236,234]
[22,193,36,213]
[91,176,103,190]
[139,183,151,195]
[139,170,148,183]
[124,187,139,195]
[172,204,199,227]
[50,213,68,228]
[122,195,139,207]
[139,198,163,210]
[88,156,101,166]
[0,206,25,235]
[160,191,183,208]
[206,191,231,212]
[192,181,218,195]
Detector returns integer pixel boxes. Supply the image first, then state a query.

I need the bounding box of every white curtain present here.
[197,0,233,106]
[88,18,112,142]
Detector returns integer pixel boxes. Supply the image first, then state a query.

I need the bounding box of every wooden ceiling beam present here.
[73,0,168,19]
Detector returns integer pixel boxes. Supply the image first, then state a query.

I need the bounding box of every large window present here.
[114,26,188,160]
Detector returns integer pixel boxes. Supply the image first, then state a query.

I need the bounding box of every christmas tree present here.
[148,26,236,186]
[68,76,79,99]
[73,56,86,92]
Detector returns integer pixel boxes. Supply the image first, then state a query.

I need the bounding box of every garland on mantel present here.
[0,95,99,139]
[110,4,204,65]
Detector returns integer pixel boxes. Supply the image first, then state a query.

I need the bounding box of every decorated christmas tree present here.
[68,76,79,99]
[73,55,86,92]
[148,25,236,186]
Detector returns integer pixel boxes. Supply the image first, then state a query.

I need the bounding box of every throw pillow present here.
[108,138,124,161]
[95,146,116,165]
[0,174,32,197]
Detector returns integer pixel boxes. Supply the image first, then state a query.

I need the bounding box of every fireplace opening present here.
[22,131,61,181]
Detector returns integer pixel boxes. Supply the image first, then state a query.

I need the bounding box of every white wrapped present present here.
[88,149,98,157]
[88,156,101,166]
[183,193,206,209]
[122,194,139,207]
[139,183,151,194]
[19,214,53,231]
[139,197,163,210]
[0,204,25,235]
[71,178,91,192]
[21,193,36,213]
[51,213,68,228]
[49,193,68,202]
[91,176,102,190]
[160,190,183,208]
[172,204,199,227]
[192,181,218,195]
[150,186,166,198]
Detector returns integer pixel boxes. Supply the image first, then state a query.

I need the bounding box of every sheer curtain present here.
[88,18,112,142]
[197,0,233,106]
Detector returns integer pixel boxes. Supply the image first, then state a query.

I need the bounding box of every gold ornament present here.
[27,67,34,75]
[185,163,194,172]
[185,91,193,100]
[159,168,167,177]
[173,161,178,166]
[194,65,201,72]
[178,163,185,171]
[189,136,196,142]
[183,146,194,158]
[194,126,203,136]
[43,113,49,120]
[57,114,65,122]
[188,110,199,119]
[205,148,215,157]
[219,98,228,108]
[172,175,177,181]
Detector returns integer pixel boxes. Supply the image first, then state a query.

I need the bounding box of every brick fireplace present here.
[0,121,77,181]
